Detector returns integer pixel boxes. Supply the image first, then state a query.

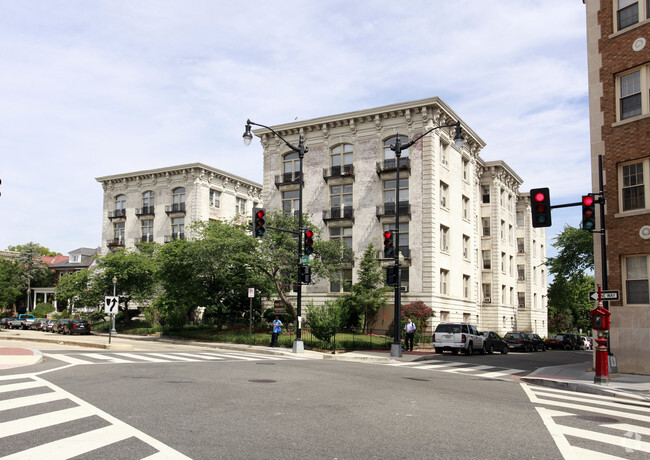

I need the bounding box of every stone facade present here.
[96,163,263,254]
[585,0,650,374]
[254,97,547,336]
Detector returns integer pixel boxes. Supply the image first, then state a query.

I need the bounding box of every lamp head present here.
[243,120,253,146]
[453,123,465,149]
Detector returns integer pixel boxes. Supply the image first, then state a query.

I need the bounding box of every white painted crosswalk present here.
[43,350,306,366]
[384,358,526,381]
[522,383,650,458]
[0,374,190,459]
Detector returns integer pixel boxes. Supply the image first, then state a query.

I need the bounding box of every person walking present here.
[270,316,283,347]
[404,318,416,352]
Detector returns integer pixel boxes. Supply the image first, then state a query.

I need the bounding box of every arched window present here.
[282,152,300,182]
[143,191,154,211]
[331,144,353,175]
[172,187,185,212]
[114,194,126,217]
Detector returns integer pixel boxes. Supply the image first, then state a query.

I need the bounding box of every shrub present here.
[32,302,55,318]
[305,300,345,343]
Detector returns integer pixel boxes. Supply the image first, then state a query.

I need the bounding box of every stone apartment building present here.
[252,97,547,336]
[96,163,263,254]
[585,0,650,374]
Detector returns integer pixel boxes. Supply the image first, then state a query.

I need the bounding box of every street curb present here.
[520,376,650,402]
[0,348,43,369]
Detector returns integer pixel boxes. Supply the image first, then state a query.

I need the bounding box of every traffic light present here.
[383,231,394,257]
[253,208,266,238]
[386,265,398,286]
[530,188,552,228]
[299,265,312,284]
[304,229,314,255]
[582,194,596,232]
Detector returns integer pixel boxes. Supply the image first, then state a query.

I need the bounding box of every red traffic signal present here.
[383,231,394,257]
[530,188,552,228]
[582,194,596,231]
[252,208,266,238]
[304,229,314,255]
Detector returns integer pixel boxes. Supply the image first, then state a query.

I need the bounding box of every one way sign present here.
[104,296,119,313]
[589,290,620,301]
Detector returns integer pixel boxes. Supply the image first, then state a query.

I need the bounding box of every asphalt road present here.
[30,355,562,459]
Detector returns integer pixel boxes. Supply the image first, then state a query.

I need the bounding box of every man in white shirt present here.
[404,318,416,352]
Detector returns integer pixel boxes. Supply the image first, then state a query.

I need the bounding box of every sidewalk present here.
[2,330,649,402]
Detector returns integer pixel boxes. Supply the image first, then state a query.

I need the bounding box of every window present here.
[462,195,470,220]
[440,182,449,208]
[330,269,352,293]
[171,217,185,239]
[482,218,490,237]
[440,141,449,166]
[462,158,470,181]
[330,184,353,218]
[624,255,649,304]
[283,152,300,182]
[440,269,449,295]
[510,256,514,275]
[383,178,409,209]
[440,225,449,252]
[620,70,642,120]
[331,144,353,175]
[143,191,154,213]
[502,285,507,304]
[482,283,491,301]
[141,220,153,243]
[482,187,490,204]
[615,0,650,31]
[236,197,246,214]
[620,160,647,211]
[462,235,470,259]
[500,220,506,240]
[516,211,524,227]
[501,252,506,273]
[518,265,525,281]
[330,226,352,249]
[282,190,300,214]
[115,194,126,216]
[172,187,185,212]
[518,292,526,308]
[509,224,514,243]
[482,250,491,270]
[209,190,220,208]
[517,238,525,253]
[384,136,409,160]
[463,275,470,299]
[113,222,124,244]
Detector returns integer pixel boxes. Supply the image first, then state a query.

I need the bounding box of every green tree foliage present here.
[338,244,390,331]
[33,302,55,318]
[0,258,24,310]
[251,210,352,319]
[305,299,346,343]
[55,269,104,311]
[547,225,594,334]
[386,300,434,342]
[8,242,57,257]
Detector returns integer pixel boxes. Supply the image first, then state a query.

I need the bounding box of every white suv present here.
[433,323,485,355]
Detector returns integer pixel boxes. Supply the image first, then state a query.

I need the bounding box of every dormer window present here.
[70,254,81,263]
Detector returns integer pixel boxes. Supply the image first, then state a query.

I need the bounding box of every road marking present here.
[115,353,171,363]
[0,406,89,438]
[0,379,42,393]
[80,353,134,363]
[43,353,91,365]
[0,391,65,411]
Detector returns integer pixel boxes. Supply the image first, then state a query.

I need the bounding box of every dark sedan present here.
[503,332,534,352]
[53,319,71,333]
[63,319,91,335]
[527,334,546,351]
[481,331,509,354]
[30,318,49,331]
[544,334,573,350]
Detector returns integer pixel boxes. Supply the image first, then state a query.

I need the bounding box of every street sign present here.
[248,288,255,298]
[589,290,620,301]
[301,256,310,264]
[104,296,119,313]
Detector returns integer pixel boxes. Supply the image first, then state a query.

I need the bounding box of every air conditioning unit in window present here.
[518,304,525,309]
[484,297,491,303]
[400,285,409,293]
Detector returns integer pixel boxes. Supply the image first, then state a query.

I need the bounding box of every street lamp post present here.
[111,276,117,335]
[388,121,464,358]
[243,119,307,353]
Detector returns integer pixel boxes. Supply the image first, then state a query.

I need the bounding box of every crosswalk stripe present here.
[0,391,65,411]
[201,352,261,361]
[80,353,134,364]
[529,385,650,413]
[0,380,42,394]
[145,353,200,362]
[447,364,495,373]
[555,423,650,453]
[44,353,92,365]
[601,422,650,437]
[415,362,468,370]
[173,352,227,360]
[479,368,525,379]
[115,353,170,363]
[0,405,89,438]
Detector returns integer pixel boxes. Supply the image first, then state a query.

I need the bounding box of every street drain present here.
[249,379,276,383]
[577,415,619,423]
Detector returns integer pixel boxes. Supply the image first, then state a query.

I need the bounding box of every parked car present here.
[569,333,584,350]
[63,319,91,335]
[53,319,71,333]
[9,314,35,329]
[481,331,509,354]
[527,333,546,351]
[45,319,57,333]
[29,318,49,331]
[1,317,13,329]
[503,332,534,352]
[544,334,573,350]
[433,323,486,355]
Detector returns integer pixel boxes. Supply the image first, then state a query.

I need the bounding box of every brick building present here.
[585,0,650,373]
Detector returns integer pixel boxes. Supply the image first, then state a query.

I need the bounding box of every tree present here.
[251,210,352,320]
[338,244,390,331]
[8,242,57,257]
[305,299,346,345]
[0,258,24,311]
[547,225,594,334]
[16,242,55,312]
[54,269,103,312]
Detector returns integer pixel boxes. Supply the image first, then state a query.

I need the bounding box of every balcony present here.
[323,165,355,181]
[376,202,411,219]
[107,209,126,220]
[376,158,410,176]
[164,233,185,243]
[135,206,155,217]
[165,203,186,215]
[274,172,301,188]
[135,235,154,244]
[323,207,354,222]
[107,238,124,248]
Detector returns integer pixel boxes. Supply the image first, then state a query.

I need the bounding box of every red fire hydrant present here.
[591,304,610,385]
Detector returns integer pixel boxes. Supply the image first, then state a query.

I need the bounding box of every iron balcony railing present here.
[165,203,186,214]
[135,206,155,216]
[108,209,126,220]
[164,233,185,243]
[376,157,410,174]
[274,171,302,187]
[323,164,355,180]
[376,202,411,218]
[323,207,354,221]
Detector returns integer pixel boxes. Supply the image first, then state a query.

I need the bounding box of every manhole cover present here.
[577,415,619,423]
[249,379,276,383]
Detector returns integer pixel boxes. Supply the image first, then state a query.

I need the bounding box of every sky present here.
[0,0,590,257]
